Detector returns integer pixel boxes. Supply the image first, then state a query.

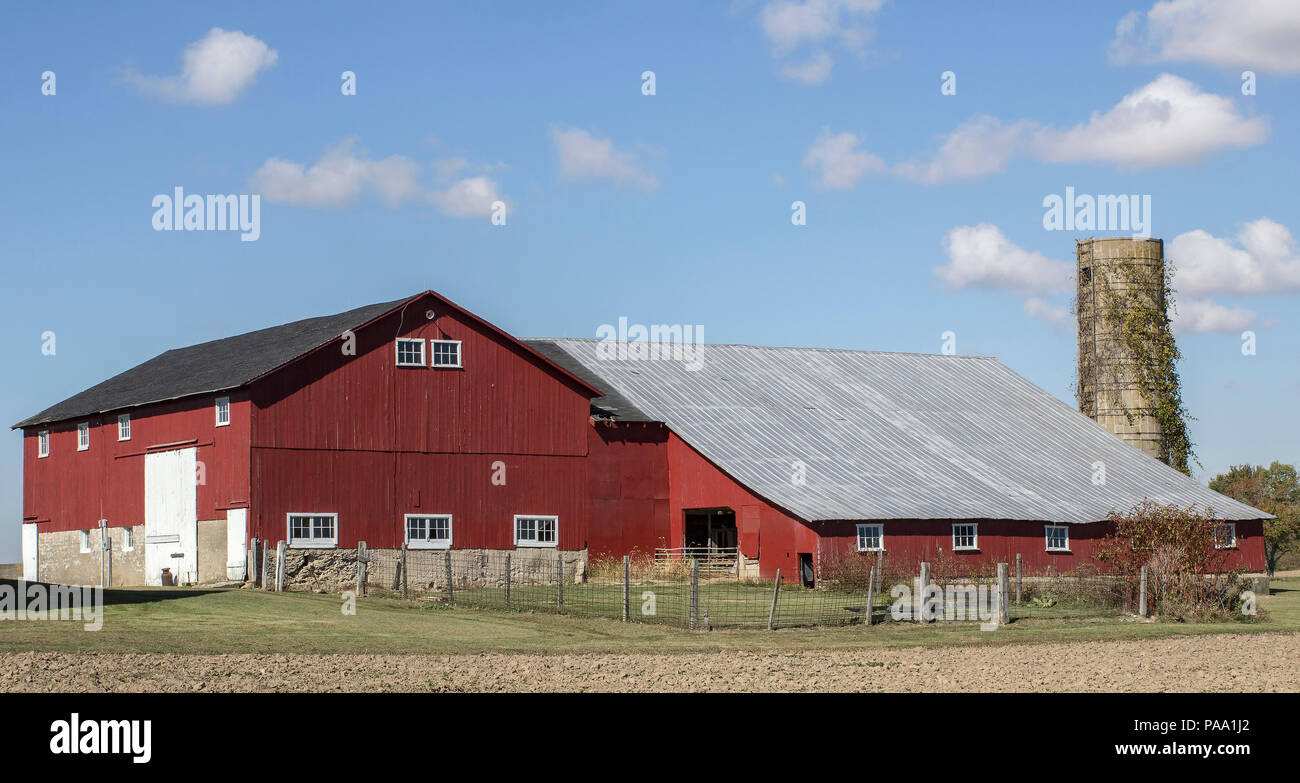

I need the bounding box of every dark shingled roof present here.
[13,297,411,429]
[523,339,653,422]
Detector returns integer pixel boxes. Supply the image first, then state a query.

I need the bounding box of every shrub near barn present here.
[1094,501,1249,621]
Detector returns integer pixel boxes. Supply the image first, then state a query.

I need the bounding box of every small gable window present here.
[37,430,50,458]
[118,413,131,441]
[396,338,425,367]
[215,397,231,427]
[77,423,90,451]
[430,339,462,368]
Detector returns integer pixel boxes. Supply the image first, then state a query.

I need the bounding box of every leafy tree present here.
[1209,462,1300,576]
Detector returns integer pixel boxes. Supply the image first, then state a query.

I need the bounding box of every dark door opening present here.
[799,553,814,588]
[683,508,737,552]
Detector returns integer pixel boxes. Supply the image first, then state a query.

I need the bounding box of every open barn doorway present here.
[684,508,737,552]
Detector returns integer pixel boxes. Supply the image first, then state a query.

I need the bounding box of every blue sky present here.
[1,1,1297,561]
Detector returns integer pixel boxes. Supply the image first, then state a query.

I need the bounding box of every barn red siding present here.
[586,422,670,559]
[22,394,250,534]
[666,432,818,581]
[247,293,595,550]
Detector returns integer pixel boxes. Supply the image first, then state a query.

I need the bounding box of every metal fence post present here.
[557,553,565,608]
[356,541,367,597]
[622,555,630,622]
[865,566,876,626]
[444,549,454,606]
[997,562,1010,625]
[1015,553,1022,605]
[918,561,931,624]
[1139,565,1148,617]
[400,543,408,600]
[689,558,699,630]
[504,552,511,608]
[767,569,781,630]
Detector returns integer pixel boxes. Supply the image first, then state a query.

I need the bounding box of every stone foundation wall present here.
[36,525,144,586]
[272,546,589,594]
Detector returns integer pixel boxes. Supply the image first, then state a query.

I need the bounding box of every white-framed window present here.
[118,413,131,441]
[396,338,426,367]
[952,523,978,551]
[37,430,50,458]
[1214,522,1237,549]
[287,513,338,548]
[514,515,558,548]
[1045,524,1069,552]
[405,514,452,549]
[79,530,91,553]
[429,339,462,368]
[122,527,134,552]
[215,396,231,427]
[856,523,883,552]
[77,422,90,451]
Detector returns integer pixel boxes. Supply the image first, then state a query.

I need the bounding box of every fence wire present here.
[354,548,1129,629]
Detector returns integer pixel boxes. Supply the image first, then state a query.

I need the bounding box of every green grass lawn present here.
[1,578,1295,656]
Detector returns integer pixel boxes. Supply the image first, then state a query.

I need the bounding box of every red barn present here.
[15,292,600,586]
[15,293,1268,588]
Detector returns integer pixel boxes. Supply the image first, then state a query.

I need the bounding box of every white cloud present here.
[936,224,1072,293]
[124,28,278,104]
[1170,218,1300,295]
[802,128,884,189]
[1023,296,1072,332]
[550,127,658,189]
[1111,0,1300,74]
[1171,296,1258,334]
[1034,74,1269,169]
[833,75,1267,186]
[759,0,885,84]
[779,51,834,84]
[250,139,506,218]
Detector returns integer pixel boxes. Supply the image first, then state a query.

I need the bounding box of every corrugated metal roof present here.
[539,338,1265,523]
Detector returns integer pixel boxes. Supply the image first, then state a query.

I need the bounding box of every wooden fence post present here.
[556,554,564,608]
[400,543,409,600]
[274,541,286,592]
[356,541,367,597]
[997,562,1010,625]
[1138,565,1148,617]
[444,549,454,606]
[767,569,781,631]
[689,558,699,630]
[918,561,931,624]
[249,537,258,587]
[261,540,270,590]
[504,552,511,608]
[865,566,876,627]
[875,549,884,594]
[1015,553,1022,605]
[622,555,630,622]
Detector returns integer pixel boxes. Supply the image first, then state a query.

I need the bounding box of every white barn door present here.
[144,447,198,586]
[226,508,247,581]
[21,522,38,581]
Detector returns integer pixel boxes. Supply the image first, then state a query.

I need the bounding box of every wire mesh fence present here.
[351,546,1132,629]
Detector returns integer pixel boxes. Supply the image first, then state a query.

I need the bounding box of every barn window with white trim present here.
[429,339,462,368]
[288,513,338,548]
[1214,523,1237,549]
[952,523,978,550]
[118,413,131,441]
[215,396,230,427]
[1045,525,1069,551]
[37,430,49,458]
[405,514,452,549]
[395,338,425,366]
[856,523,883,552]
[77,422,90,451]
[514,515,558,547]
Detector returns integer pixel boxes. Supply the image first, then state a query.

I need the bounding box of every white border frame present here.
[855,523,884,552]
[513,514,559,548]
[951,522,979,551]
[122,527,134,552]
[404,513,453,550]
[76,422,90,451]
[37,429,49,458]
[118,413,131,441]
[79,530,92,553]
[1044,524,1070,552]
[286,512,339,549]
[429,339,463,369]
[215,396,231,427]
[395,338,426,367]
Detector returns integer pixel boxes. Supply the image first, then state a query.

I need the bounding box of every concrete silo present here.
[1075,237,1167,461]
